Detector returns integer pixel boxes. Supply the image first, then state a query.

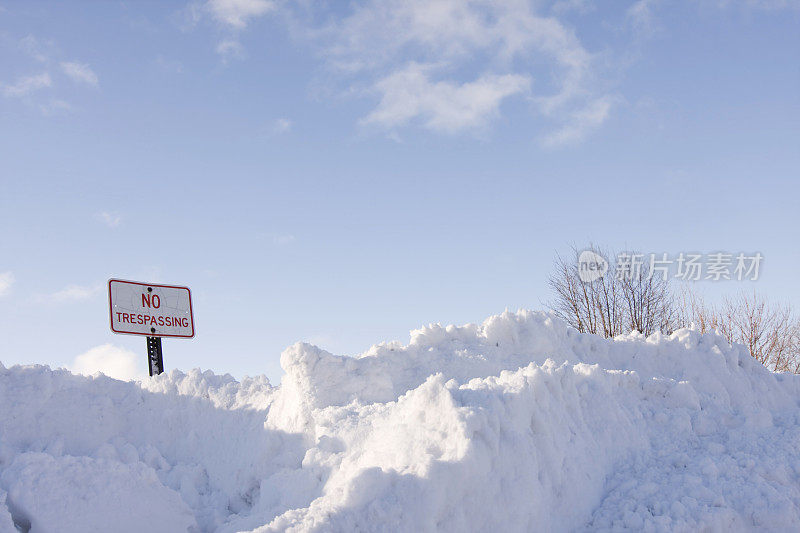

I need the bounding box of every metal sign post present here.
[108,279,195,376]
[146,336,164,376]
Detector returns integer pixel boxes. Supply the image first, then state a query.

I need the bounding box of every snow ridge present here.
[1,310,799,532]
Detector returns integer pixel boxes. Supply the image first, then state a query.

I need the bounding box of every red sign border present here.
[108,278,195,339]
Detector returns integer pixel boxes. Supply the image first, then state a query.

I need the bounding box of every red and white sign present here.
[108,279,195,338]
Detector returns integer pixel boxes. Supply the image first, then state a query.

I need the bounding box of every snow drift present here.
[1,310,799,532]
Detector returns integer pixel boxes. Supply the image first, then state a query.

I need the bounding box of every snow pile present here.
[1,310,799,532]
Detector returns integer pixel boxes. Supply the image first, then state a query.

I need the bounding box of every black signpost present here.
[146,336,165,376]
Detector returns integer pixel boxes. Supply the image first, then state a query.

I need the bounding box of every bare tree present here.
[548,245,624,337]
[618,256,677,336]
[787,323,800,374]
[677,289,800,374]
[549,245,800,373]
[548,245,675,338]
[674,286,728,337]
[722,292,796,373]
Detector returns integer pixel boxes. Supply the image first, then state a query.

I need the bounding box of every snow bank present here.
[1,310,799,532]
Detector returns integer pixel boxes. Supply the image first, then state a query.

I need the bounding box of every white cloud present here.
[96,211,122,228]
[316,0,603,138]
[363,63,530,133]
[39,99,73,116]
[187,0,625,141]
[325,0,591,70]
[187,0,800,141]
[540,96,615,148]
[155,55,184,74]
[272,118,292,134]
[0,272,14,297]
[187,0,275,58]
[216,39,244,61]
[60,62,99,87]
[72,344,144,381]
[206,0,275,29]
[44,283,103,303]
[19,35,50,63]
[552,0,595,14]
[1,72,52,98]
[626,0,660,37]
[273,234,295,245]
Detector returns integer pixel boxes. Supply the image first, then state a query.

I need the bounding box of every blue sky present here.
[1,0,798,382]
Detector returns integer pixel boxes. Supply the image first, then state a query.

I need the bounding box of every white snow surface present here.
[1,310,800,532]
